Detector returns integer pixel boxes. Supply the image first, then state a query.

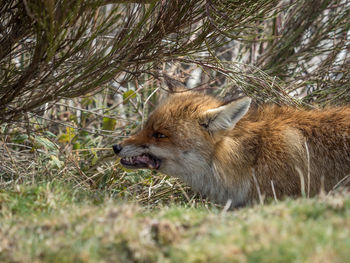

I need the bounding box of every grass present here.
[1,132,350,262]
[0,179,350,263]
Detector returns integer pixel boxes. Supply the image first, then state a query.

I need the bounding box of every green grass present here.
[1,133,349,262]
[1,181,350,263]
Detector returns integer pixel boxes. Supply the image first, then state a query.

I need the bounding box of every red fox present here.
[113,90,350,207]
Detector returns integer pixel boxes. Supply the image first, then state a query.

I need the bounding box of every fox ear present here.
[163,75,187,94]
[158,75,188,101]
[200,97,251,132]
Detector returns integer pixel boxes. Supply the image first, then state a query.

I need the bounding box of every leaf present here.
[45,131,57,138]
[34,137,57,151]
[58,127,76,143]
[13,134,29,144]
[49,155,64,169]
[122,90,137,103]
[73,142,81,150]
[91,152,99,166]
[102,117,116,131]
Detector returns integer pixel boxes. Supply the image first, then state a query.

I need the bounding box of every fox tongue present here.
[121,154,159,169]
[135,155,156,169]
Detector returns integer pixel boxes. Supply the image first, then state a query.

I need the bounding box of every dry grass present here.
[0,128,209,208]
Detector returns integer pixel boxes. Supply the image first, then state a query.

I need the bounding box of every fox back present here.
[113,90,350,207]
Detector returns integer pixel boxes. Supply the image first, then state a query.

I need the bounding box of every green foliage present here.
[58,127,76,143]
[102,117,116,131]
[122,90,137,103]
[34,136,58,152]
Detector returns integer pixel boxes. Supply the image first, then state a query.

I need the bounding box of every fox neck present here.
[164,151,250,208]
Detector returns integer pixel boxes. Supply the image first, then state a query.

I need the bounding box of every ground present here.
[1,180,349,263]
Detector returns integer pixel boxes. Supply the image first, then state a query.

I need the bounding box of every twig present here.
[222,199,232,214]
[296,166,306,198]
[332,174,350,191]
[271,180,278,203]
[252,168,264,205]
[142,87,160,128]
[305,141,311,198]
[72,148,112,152]
[1,139,20,176]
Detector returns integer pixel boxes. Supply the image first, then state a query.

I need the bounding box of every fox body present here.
[113,90,350,207]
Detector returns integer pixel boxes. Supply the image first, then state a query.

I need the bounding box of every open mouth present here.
[120,153,161,170]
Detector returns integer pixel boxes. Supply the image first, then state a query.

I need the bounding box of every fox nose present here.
[112,144,122,155]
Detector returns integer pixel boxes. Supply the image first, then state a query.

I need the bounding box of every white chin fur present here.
[122,144,249,207]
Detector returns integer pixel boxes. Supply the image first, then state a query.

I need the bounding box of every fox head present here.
[113,90,251,187]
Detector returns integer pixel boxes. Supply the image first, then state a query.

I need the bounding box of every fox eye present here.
[199,122,209,129]
[152,132,167,139]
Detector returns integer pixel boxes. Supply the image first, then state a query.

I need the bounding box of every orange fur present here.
[115,90,350,207]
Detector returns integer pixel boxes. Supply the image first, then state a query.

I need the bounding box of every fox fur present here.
[114,90,350,207]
